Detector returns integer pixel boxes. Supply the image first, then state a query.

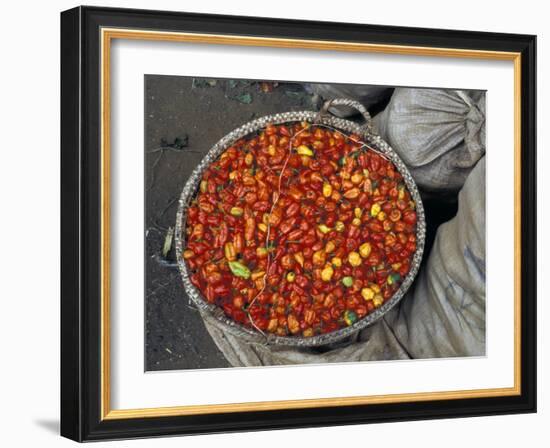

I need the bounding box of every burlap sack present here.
[373,88,486,192]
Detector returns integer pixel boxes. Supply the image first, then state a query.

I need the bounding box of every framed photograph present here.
[61,6,536,442]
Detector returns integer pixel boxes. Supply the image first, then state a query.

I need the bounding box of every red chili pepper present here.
[285,202,300,218]
[252,200,269,212]
[403,210,417,225]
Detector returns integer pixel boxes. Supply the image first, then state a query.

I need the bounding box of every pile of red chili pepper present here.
[183,122,417,338]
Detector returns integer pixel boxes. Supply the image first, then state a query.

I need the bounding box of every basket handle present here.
[316,98,374,134]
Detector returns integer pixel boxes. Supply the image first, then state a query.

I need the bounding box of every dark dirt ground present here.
[144,75,458,372]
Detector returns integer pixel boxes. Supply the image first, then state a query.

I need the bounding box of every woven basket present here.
[175,98,426,347]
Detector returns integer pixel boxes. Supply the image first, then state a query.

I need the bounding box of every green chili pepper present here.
[387,272,401,285]
[343,310,358,326]
[342,276,354,288]
[228,261,251,279]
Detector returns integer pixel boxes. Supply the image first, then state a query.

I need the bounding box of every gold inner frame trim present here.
[100,27,522,421]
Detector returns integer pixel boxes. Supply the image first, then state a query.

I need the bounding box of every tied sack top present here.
[374,88,485,192]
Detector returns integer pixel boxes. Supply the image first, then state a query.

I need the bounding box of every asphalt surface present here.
[144,75,458,371]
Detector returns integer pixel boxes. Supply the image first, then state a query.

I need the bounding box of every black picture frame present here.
[61,5,536,442]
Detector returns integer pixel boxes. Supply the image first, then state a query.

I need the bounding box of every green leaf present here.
[192,78,217,88]
[234,93,252,104]
[162,227,174,258]
[228,261,251,279]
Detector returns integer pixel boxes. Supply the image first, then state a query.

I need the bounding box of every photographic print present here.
[61,8,536,440]
[144,76,486,371]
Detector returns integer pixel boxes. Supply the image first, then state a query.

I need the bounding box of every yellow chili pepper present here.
[335,221,345,232]
[371,284,381,293]
[296,145,314,156]
[371,203,381,217]
[359,242,372,258]
[251,270,266,281]
[323,182,333,198]
[325,240,336,253]
[313,250,327,267]
[398,187,405,200]
[268,318,278,332]
[348,252,362,267]
[361,287,375,301]
[230,206,244,217]
[321,265,334,282]
[351,172,363,184]
[294,252,305,267]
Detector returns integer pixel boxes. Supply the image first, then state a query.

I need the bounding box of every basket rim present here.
[174,109,426,347]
